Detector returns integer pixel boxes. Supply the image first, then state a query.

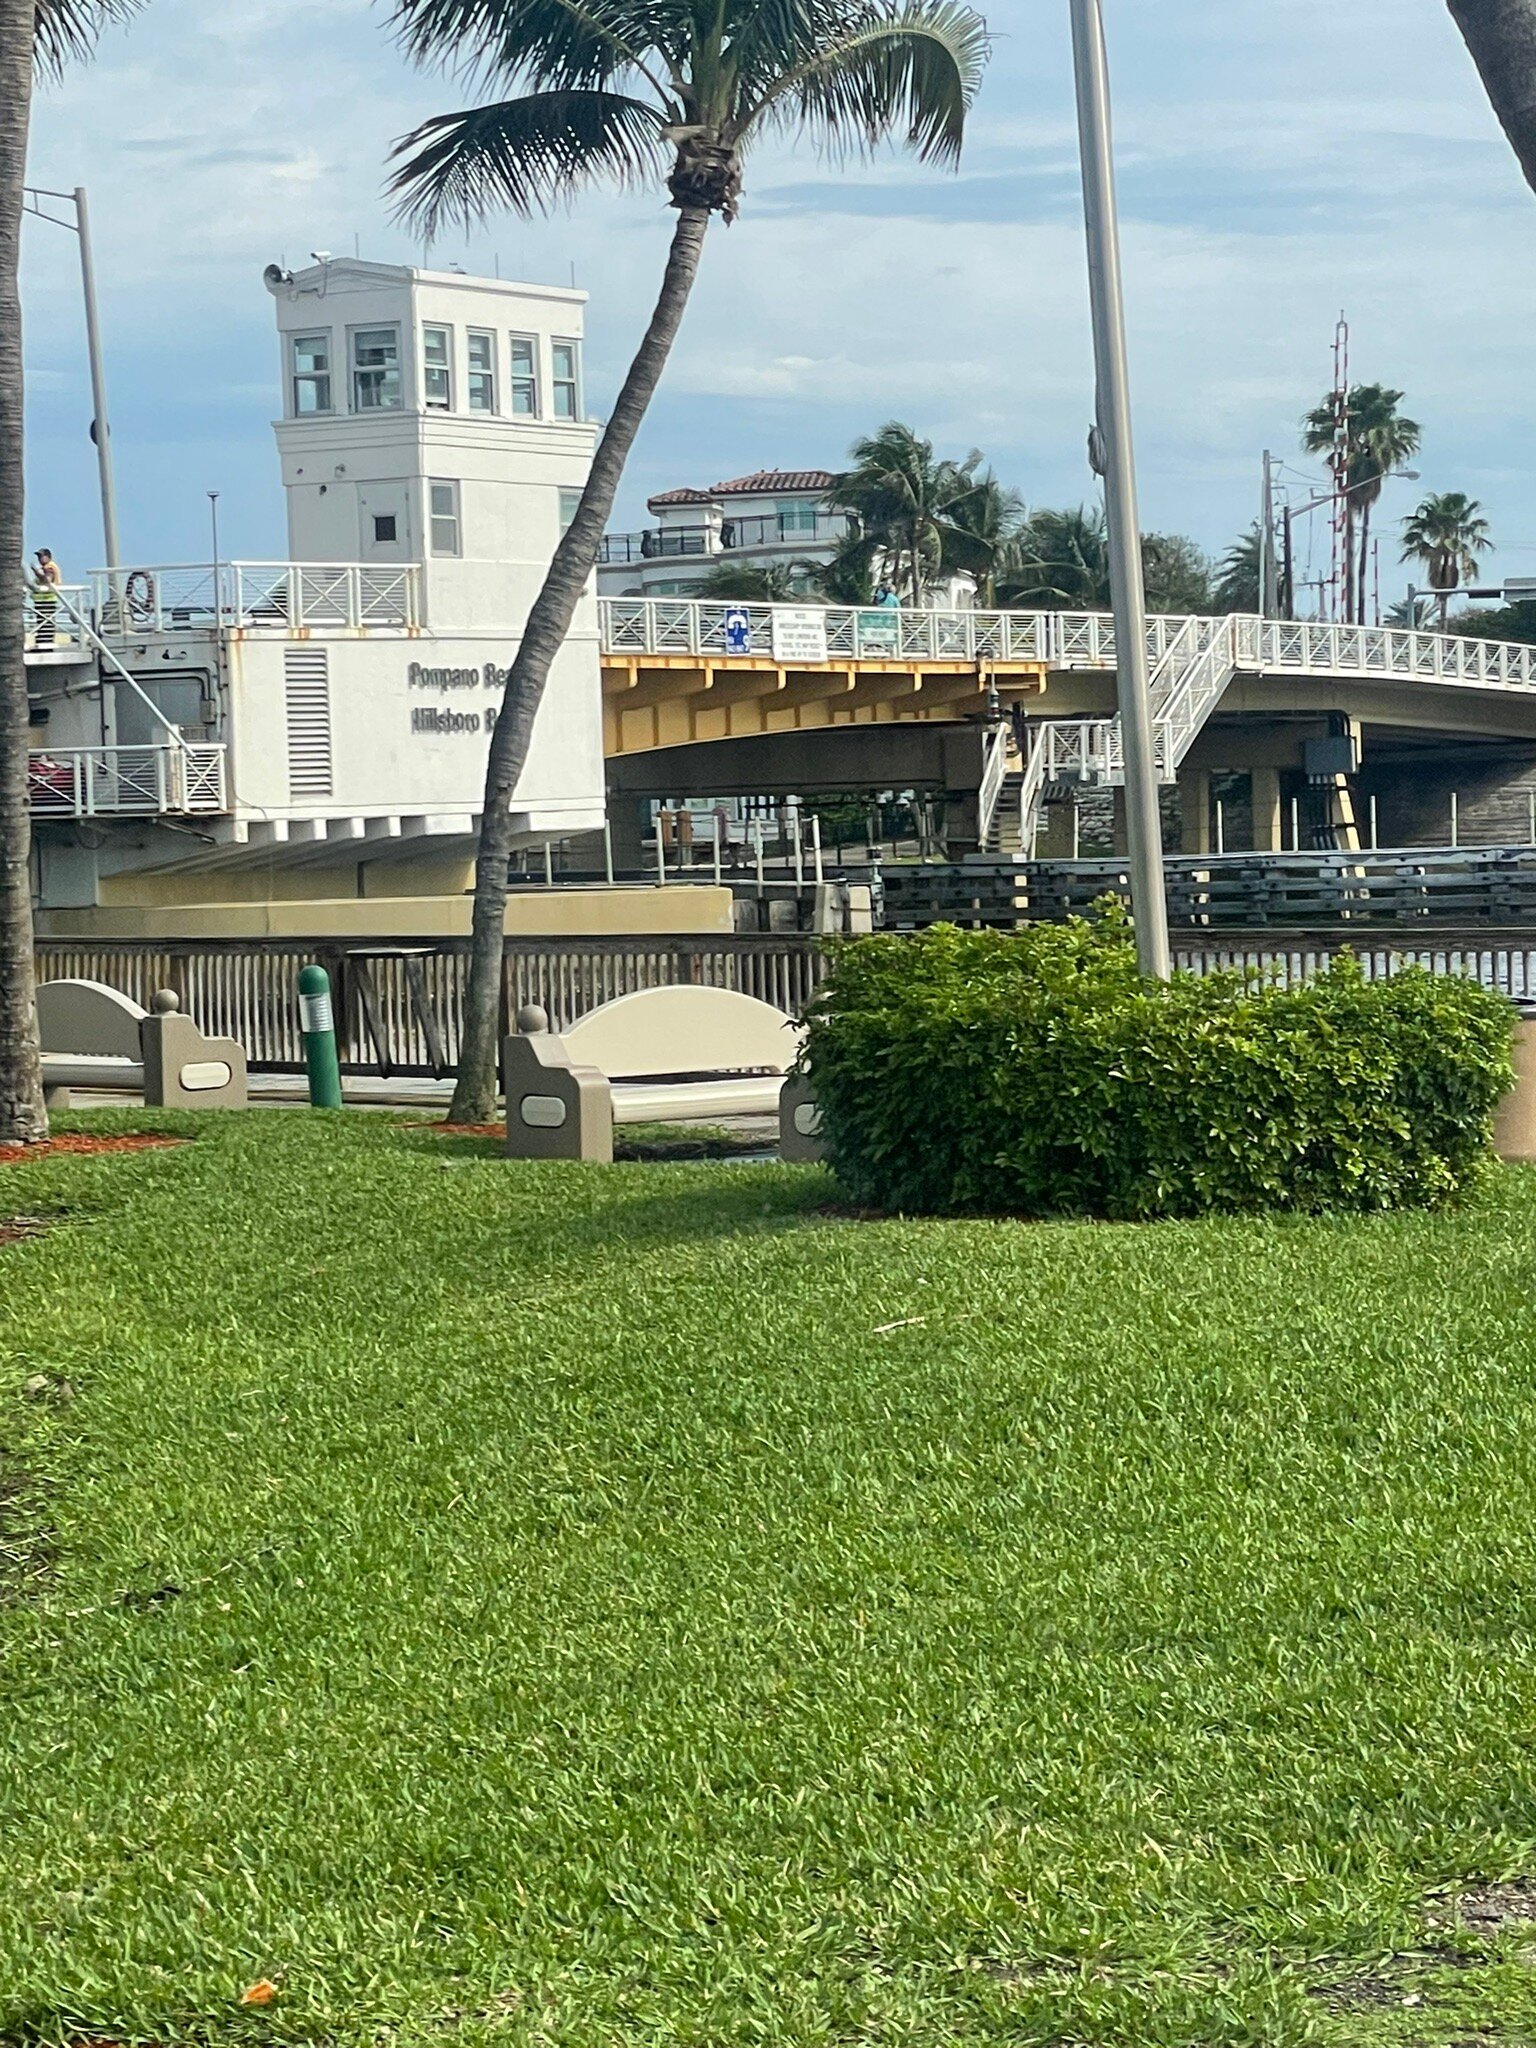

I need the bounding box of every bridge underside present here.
[601,654,1046,757]
[606,687,1536,861]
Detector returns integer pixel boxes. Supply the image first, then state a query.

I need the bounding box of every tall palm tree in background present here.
[390,0,989,1125]
[0,0,142,1147]
[937,465,1026,604]
[1302,383,1420,624]
[1401,491,1491,624]
[1345,384,1420,625]
[1448,0,1536,195]
[1215,521,1262,614]
[1000,503,1109,609]
[824,422,978,601]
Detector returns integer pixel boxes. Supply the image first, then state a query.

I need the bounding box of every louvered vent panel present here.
[284,648,332,800]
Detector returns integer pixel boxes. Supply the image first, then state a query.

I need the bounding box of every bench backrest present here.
[36,978,146,1059]
[560,987,802,1081]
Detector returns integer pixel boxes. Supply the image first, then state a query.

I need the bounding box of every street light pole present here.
[1069,0,1170,978]
[73,189,119,570]
[23,185,121,569]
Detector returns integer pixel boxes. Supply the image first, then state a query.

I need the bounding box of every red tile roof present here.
[647,469,835,510]
[712,469,837,495]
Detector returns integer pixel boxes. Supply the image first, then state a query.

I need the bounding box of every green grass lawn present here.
[10,1113,1536,2046]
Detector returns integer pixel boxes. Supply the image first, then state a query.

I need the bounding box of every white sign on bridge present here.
[770,607,830,664]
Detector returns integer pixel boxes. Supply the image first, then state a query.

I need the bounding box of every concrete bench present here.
[37,978,249,1110]
[502,986,822,1162]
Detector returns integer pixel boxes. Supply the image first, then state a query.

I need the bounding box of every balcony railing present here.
[599,512,851,567]
[91,562,419,634]
[28,743,228,818]
[25,586,91,655]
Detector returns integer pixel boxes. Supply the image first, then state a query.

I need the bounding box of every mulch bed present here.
[0,1134,184,1164]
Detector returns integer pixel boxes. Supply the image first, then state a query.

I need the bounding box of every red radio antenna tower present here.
[1330,315,1351,623]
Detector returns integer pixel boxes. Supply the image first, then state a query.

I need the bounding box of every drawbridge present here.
[600,599,1536,853]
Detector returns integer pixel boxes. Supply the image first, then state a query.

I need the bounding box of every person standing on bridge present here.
[30,548,62,651]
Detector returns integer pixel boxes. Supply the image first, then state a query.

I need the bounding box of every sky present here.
[21,0,1536,608]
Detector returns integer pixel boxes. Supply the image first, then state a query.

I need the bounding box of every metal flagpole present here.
[1069,0,1170,977]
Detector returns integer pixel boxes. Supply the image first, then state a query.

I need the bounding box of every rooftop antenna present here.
[354,231,360,258]
[494,251,501,278]
[569,260,576,287]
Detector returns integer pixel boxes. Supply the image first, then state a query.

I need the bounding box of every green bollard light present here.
[297,963,343,1109]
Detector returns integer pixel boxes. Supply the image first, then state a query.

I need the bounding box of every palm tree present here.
[1345,384,1420,625]
[824,422,977,601]
[691,559,815,601]
[938,466,1026,604]
[1302,383,1420,624]
[0,0,142,1147]
[1001,503,1110,609]
[1214,522,1262,614]
[1400,491,1491,625]
[389,0,989,1125]
[1449,0,1536,196]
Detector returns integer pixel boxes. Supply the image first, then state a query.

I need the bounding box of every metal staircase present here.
[991,616,1241,855]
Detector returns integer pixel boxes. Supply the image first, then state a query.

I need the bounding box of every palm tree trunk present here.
[1357,501,1372,625]
[0,0,44,1148]
[447,199,712,1125]
[1449,0,1536,195]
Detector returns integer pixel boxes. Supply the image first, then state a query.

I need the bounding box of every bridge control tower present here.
[268,256,594,636]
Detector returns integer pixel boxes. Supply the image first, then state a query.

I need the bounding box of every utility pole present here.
[1069,0,1170,978]
[1260,450,1278,618]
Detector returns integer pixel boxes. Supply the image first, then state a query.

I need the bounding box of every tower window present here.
[468,330,497,412]
[552,338,581,420]
[429,479,461,556]
[373,515,398,544]
[510,335,538,415]
[291,333,332,415]
[423,324,453,409]
[351,326,402,411]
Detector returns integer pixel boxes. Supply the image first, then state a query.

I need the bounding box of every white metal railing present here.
[91,562,419,635]
[599,597,1052,664]
[977,722,1011,849]
[597,597,1536,696]
[27,743,227,818]
[24,585,90,654]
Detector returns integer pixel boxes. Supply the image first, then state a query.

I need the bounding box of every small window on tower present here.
[509,335,538,415]
[552,339,581,420]
[373,514,398,544]
[467,330,497,412]
[351,326,402,411]
[423,324,453,408]
[430,479,461,556]
[291,333,332,415]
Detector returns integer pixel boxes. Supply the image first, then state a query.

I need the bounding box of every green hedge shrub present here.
[798,909,1516,1218]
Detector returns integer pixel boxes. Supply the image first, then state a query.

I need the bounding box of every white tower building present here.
[29,256,610,920]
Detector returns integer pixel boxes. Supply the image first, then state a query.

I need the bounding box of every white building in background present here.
[28,257,609,917]
[597,470,851,597]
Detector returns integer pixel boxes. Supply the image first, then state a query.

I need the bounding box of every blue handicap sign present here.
[723,605,752,656]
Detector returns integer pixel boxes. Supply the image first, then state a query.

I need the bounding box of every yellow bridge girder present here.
[601,653,1048,758]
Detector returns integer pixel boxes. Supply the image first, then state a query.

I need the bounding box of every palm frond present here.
[34,0,142,78]
[388,0,665,92]
[390,87,670,230]
[753,0,988,165]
